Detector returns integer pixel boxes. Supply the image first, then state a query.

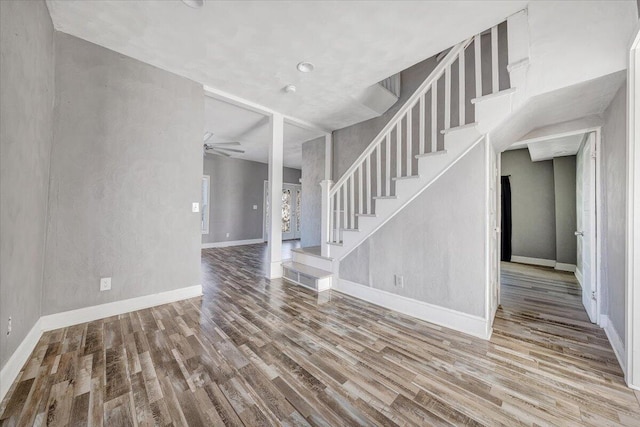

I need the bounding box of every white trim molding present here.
[510,256,556,268]
[575,269,583,287]
[555,263,577,273]
[335,279,492,340]
[202,239,264,249]
[601,315,626,375]
[40,285,202,332]
[0,319,43,402]
[0,284,202,403]
[511,257,577,273]
[626,23,640,390]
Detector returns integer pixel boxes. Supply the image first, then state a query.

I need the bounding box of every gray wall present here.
[600,82,627,344]
[301,137,326,247]
[202,155,301,244]
[501,149,557,260]
[0,0,54,369]
[42,33,204,315]
[333,25,509,180]
[502,150,578,265]
[553,156,577,264]
[340,143,487,316]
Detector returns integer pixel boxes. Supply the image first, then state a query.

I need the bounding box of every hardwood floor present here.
[1,248,638,426]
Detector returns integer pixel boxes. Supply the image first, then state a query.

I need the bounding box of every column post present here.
[266,113,284,279]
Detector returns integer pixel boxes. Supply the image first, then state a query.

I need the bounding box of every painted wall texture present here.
[501,149,557,261]
[0,0,54,370]
[42,33,204,315]
[526,2,637,100]
[301,137,325,247]
[202,155,301,244]
[553,156,577,265]
[340,143,487,317]
[600,82,627,344]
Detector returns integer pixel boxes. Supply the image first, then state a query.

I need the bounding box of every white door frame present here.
[496,126,602,324]
[626,24,640,391]
[485,137,500,325]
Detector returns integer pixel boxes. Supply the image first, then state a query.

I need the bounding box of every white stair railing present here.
[321,23,507,255]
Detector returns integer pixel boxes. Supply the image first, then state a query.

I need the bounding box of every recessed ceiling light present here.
[297,62,315,73]
[284,84,297,93]
[181,0,204,9]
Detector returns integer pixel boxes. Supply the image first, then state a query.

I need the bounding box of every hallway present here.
[1,246,639,425]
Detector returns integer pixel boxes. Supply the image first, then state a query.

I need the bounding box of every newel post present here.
[320,180,333,257]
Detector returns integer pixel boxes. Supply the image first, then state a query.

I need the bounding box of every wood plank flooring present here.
[1,249,639,426]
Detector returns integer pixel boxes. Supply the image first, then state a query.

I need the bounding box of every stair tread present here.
[341,228,359,232]
[282,261,333,278]
[328,241,343,247]
[392,175,420,181]
[415,150,447,159]
[373,196,397,199]
[471,87,516,104]
[356,213,376,217]
[441,122,478,134]
[291,247,333,261]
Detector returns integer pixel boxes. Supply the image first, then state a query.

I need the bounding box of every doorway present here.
[498,129,600,323]
[263,181,301,241]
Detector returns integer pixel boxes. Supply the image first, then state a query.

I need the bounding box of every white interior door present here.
[264,182,301,241]
[578,133,598,322]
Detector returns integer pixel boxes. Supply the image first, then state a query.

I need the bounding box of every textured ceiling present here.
[46,0,525,131]
[525,134,585,162]
[204,96,324,169]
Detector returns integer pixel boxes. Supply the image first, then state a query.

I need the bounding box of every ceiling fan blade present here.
[212,147,245,153]
[209,141,241,146]
[204,132,213,142]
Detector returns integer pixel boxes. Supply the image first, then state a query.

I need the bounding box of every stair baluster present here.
[321,23,509,256]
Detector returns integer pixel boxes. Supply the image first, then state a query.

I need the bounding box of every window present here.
[201,175,210,234]
[282,188,291,232]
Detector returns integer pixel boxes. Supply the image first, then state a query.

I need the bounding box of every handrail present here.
[329,36,474,197]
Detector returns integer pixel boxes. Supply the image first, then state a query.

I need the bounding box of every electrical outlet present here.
[252,205,257,210]
[394,275,404,288]
[7,317,11,336]
[192,202,200,213]
[100,277,112,291]
[226,232,230,238]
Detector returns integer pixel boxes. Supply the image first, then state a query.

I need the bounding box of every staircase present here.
[286,19,519,291]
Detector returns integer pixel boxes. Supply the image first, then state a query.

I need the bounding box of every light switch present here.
[192,202,199,213]
[252,205,258,210]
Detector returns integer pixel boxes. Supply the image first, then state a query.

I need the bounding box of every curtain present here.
[501,176,512,262]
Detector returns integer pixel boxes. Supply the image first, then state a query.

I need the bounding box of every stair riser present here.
[291,251,333,271]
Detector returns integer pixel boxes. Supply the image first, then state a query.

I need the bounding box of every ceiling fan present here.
[203,132,245,157]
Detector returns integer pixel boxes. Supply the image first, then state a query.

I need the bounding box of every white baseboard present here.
[555,262,576,272]
[510,255,556,268]
[0,284,202,403]
[600,315,626,375]
[575,269,583,287]
[0,319,43,402]
[335,279,491,340]
[202,239,263,249]
[40,285,202,332]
